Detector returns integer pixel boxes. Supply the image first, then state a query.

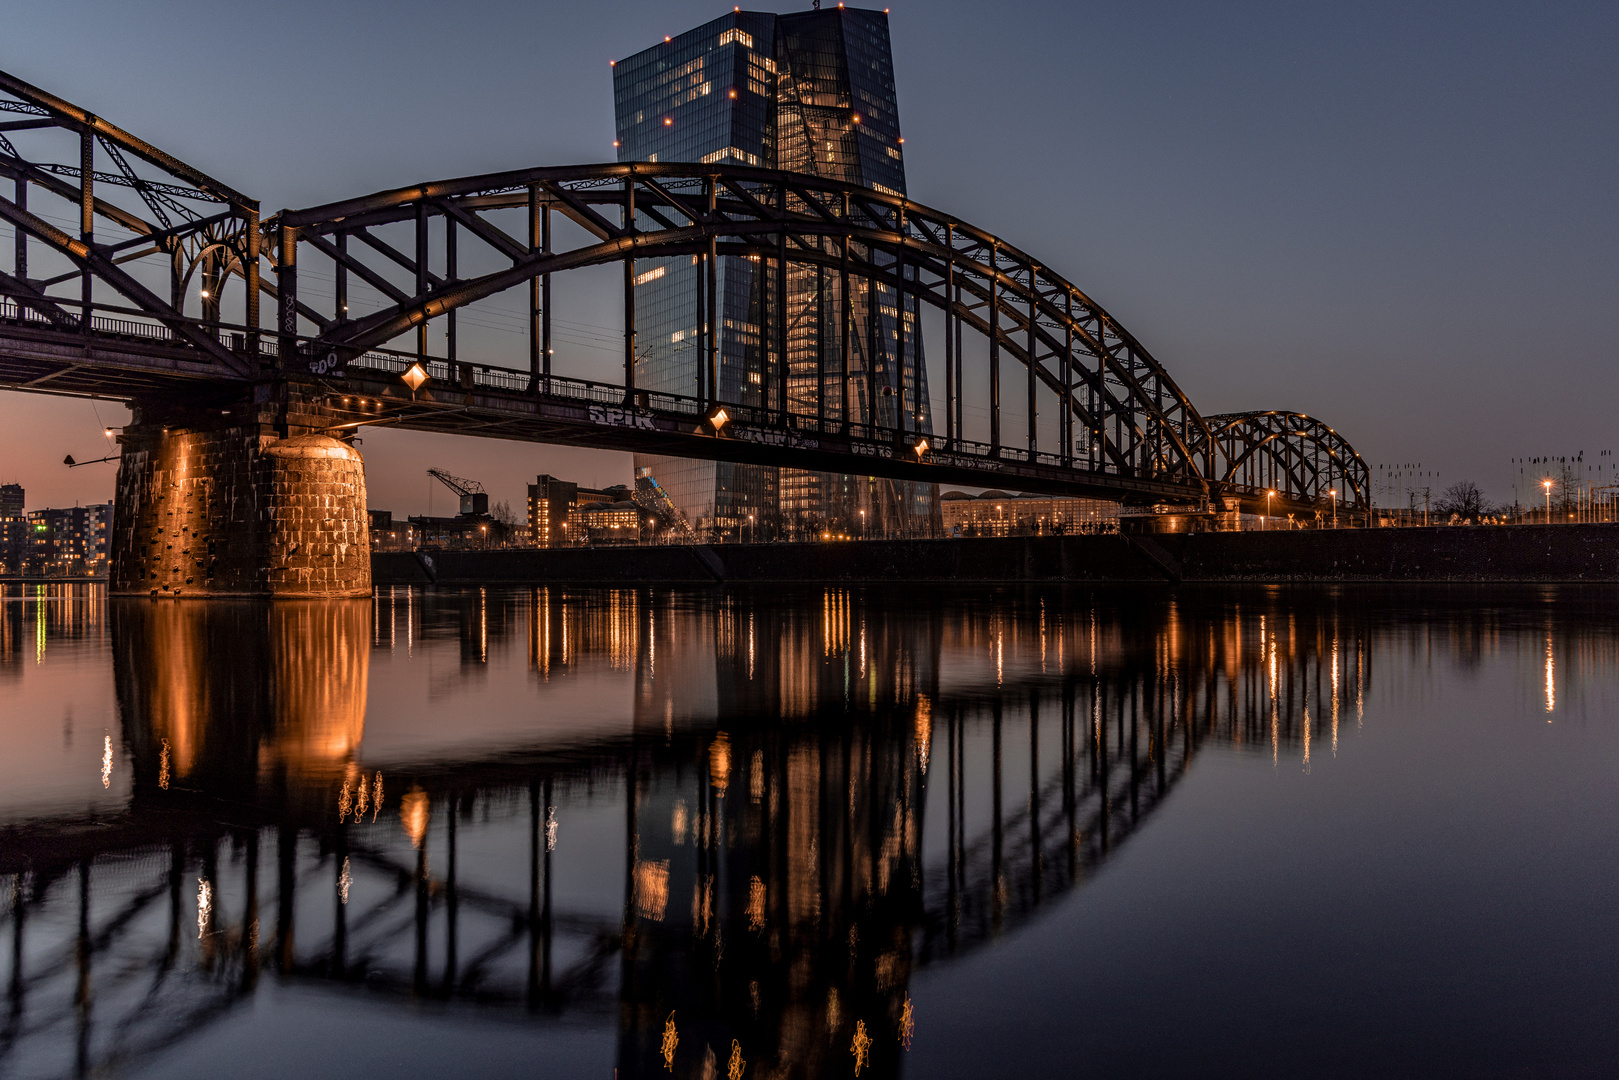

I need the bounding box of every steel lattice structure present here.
[1200,410,1371,514]
[0,67,1367,513]
[0,68,262,387]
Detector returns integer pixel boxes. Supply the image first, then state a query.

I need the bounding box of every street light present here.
[1543,478,1554,524]
[748,512,755,544]
[1330,489,1338,529]
[1266,489,1275,531]
[859,509,865,539]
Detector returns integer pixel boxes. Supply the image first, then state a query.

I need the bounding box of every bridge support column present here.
[110,388,371,598]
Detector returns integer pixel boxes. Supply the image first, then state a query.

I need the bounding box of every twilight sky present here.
[2,0,1615,513]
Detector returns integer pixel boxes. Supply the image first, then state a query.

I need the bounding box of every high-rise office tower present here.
[613,7,937,540]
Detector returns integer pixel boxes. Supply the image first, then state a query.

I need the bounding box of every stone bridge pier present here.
[110,384,371,598]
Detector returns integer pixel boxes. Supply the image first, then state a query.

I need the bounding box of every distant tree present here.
[491,499,520,527]
[1434,480,1490,522]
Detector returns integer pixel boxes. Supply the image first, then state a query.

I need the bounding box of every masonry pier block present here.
[111,392,371,598]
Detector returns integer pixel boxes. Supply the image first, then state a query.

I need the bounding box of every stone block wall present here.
[111,388,371,598]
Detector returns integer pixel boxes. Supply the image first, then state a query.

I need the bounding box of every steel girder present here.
[272,162,1216,496]
[1200,410,1371,513]
[0,67,259,377]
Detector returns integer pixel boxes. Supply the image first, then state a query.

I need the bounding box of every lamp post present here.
[859,509,865,539]
[1543,479,1553,524]
[1266,490,1275,531]
[1330,489,1338,529]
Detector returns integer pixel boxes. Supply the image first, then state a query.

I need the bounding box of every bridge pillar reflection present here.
[110,389,371,598]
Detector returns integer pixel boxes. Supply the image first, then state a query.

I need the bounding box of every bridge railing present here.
[1,294,1187,491]
[340,344,1114,475]
[0,297,182,344]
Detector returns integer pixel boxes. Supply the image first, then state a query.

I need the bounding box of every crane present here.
[428,468,489,518]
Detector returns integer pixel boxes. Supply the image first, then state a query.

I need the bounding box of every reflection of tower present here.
[618,720,923,1079]
[613,8,937,541]
[113,599,370,801]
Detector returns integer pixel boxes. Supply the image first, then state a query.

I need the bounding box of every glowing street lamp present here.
[1330,489,1339,529]
[1266,489,1275,530]
[859,508,866,538]
[1543,478,1554,524]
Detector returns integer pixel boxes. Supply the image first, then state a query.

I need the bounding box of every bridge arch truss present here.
[272,162,1217,504]
[1200,410,1371,514]
[0,66,1372,512]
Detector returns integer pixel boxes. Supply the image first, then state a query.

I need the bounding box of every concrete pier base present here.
[111,389,371,598]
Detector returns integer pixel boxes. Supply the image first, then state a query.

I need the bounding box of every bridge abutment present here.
[111,387,371,598]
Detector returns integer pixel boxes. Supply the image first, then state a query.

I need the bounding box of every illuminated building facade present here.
[940,490,1120,537]
[527,474,579,548]
[613,7,937,540]
[25,503,111,575]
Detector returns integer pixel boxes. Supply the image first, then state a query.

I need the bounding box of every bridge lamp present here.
[913,438,929,459]
[707,406,730,433]
[401,362,430,394]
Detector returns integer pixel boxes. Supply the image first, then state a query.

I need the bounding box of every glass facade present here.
[613,7,937,540]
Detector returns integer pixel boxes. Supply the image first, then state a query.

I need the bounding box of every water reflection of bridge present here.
[0,585,1373,1078]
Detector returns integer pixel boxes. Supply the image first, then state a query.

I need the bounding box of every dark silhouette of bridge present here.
[0,68,1368,525]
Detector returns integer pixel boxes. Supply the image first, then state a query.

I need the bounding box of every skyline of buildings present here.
[0,485,111,576]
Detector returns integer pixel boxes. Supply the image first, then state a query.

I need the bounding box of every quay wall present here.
[373,524,1619,586]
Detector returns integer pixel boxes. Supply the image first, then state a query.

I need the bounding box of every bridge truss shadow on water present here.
[0,584,1388,1078]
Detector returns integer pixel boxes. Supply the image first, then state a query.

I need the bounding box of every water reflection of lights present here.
[728,1040,746,1080]
[400,786,429,848]
[1545,634,1556,716]
[900,995,915,1049]
[546,805,558,850]
[158,738,170,789]
[915,695,932,774]
[636,860,671,920]
[851,1019,872,1074]
[338,857,352,905]
[747,875,766,930]
[661,1012,679,1069]
[710,733,731,795]
[101,732,112,788]
[196,878,212,939]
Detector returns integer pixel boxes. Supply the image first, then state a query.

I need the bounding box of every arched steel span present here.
[271,161,1217,503]
[0,68,262,381]
[0,64,1372,512]
[1200,410,1371,514]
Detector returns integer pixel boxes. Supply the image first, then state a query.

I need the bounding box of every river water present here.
[2,583,1617,1079]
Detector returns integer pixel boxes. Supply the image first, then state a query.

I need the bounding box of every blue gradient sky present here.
[3,0,1615,513]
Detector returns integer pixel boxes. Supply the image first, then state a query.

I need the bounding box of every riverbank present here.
[373,523,1619,585]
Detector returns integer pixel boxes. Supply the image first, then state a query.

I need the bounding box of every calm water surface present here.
[2,583,1618,1079]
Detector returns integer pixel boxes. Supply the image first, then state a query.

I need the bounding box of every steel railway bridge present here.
[0,68,1368,520]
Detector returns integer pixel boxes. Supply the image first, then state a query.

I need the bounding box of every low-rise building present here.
[940,490,1118,538]
[368,510,418,552]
